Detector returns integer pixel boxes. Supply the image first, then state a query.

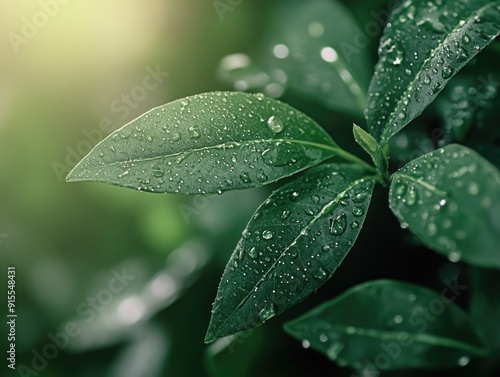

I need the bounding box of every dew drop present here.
[395,183,407,198]
[330,213,347,235]
[258,302,276,322]
[458,356,470,366]
[152,166,165,178]
[406,187,418,206]
[386,41,405,65]
[248,247,258,259]
[262,230,273,240]
[432,83,442,94]
[262,142,305,167]
[353,192,368,203]
[305,208,314,216]
[280,210,291,220]
[457,48,469,63]
[256,172,268,182]
[267,115,284,133]
[313,267,328,281]
[172,132,182,141]
[352,207,364,217]
[188,126,201,139]
[351,221,359,229]
[442,66,454,79]
[302,340,310,349]
[240,172,251,183]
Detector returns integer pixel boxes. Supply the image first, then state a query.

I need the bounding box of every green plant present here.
[67,0,500,374]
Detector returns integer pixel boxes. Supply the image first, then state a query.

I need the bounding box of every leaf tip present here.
[65,168,78,183]
[204,329,217,344]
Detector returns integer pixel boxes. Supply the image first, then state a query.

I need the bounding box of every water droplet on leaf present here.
[248,247,258,259]
[267,115,284,133]
[262,230,273,240]
[330,213,347,235]
[258,303,276,322]
[313,267,328,281]
[240,172,251,184]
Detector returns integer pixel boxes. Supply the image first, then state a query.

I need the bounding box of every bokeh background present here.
[1,0,499,376]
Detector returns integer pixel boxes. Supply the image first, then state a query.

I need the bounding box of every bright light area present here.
[320,47,338,63]
[150,273,178,300]
[273,44,289,59]
[117,296,147,325]
[219,53,251,71]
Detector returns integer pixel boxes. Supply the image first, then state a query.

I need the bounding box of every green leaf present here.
[218,0,371,115]
[66,92,340,195]
[205,163,375,343]
[435,68,500,142]
[367,0,500,145]
[352,124,388,179]
[390,144,500,268]
[284,280,487,370]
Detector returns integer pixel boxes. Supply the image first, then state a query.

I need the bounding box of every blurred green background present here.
[1,0,499,376]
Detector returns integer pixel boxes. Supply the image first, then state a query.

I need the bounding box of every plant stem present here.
[296,140,379,177]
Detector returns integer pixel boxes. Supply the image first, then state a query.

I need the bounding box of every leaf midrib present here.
[74,139,341,171]
[394,173,448,197]
[378,2,496,144]
[213,176,374,335]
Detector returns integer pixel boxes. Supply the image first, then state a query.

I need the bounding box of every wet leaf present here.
[352,124,388,178]
[436,69,500,143]
[390,144,500,268]
[367,0,500,144]
[205,163,375,343]
[67,92,340,195]
[218,0,371,115]
[284,280,487,370]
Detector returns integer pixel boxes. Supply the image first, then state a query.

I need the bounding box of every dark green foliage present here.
[67,0,500,374]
